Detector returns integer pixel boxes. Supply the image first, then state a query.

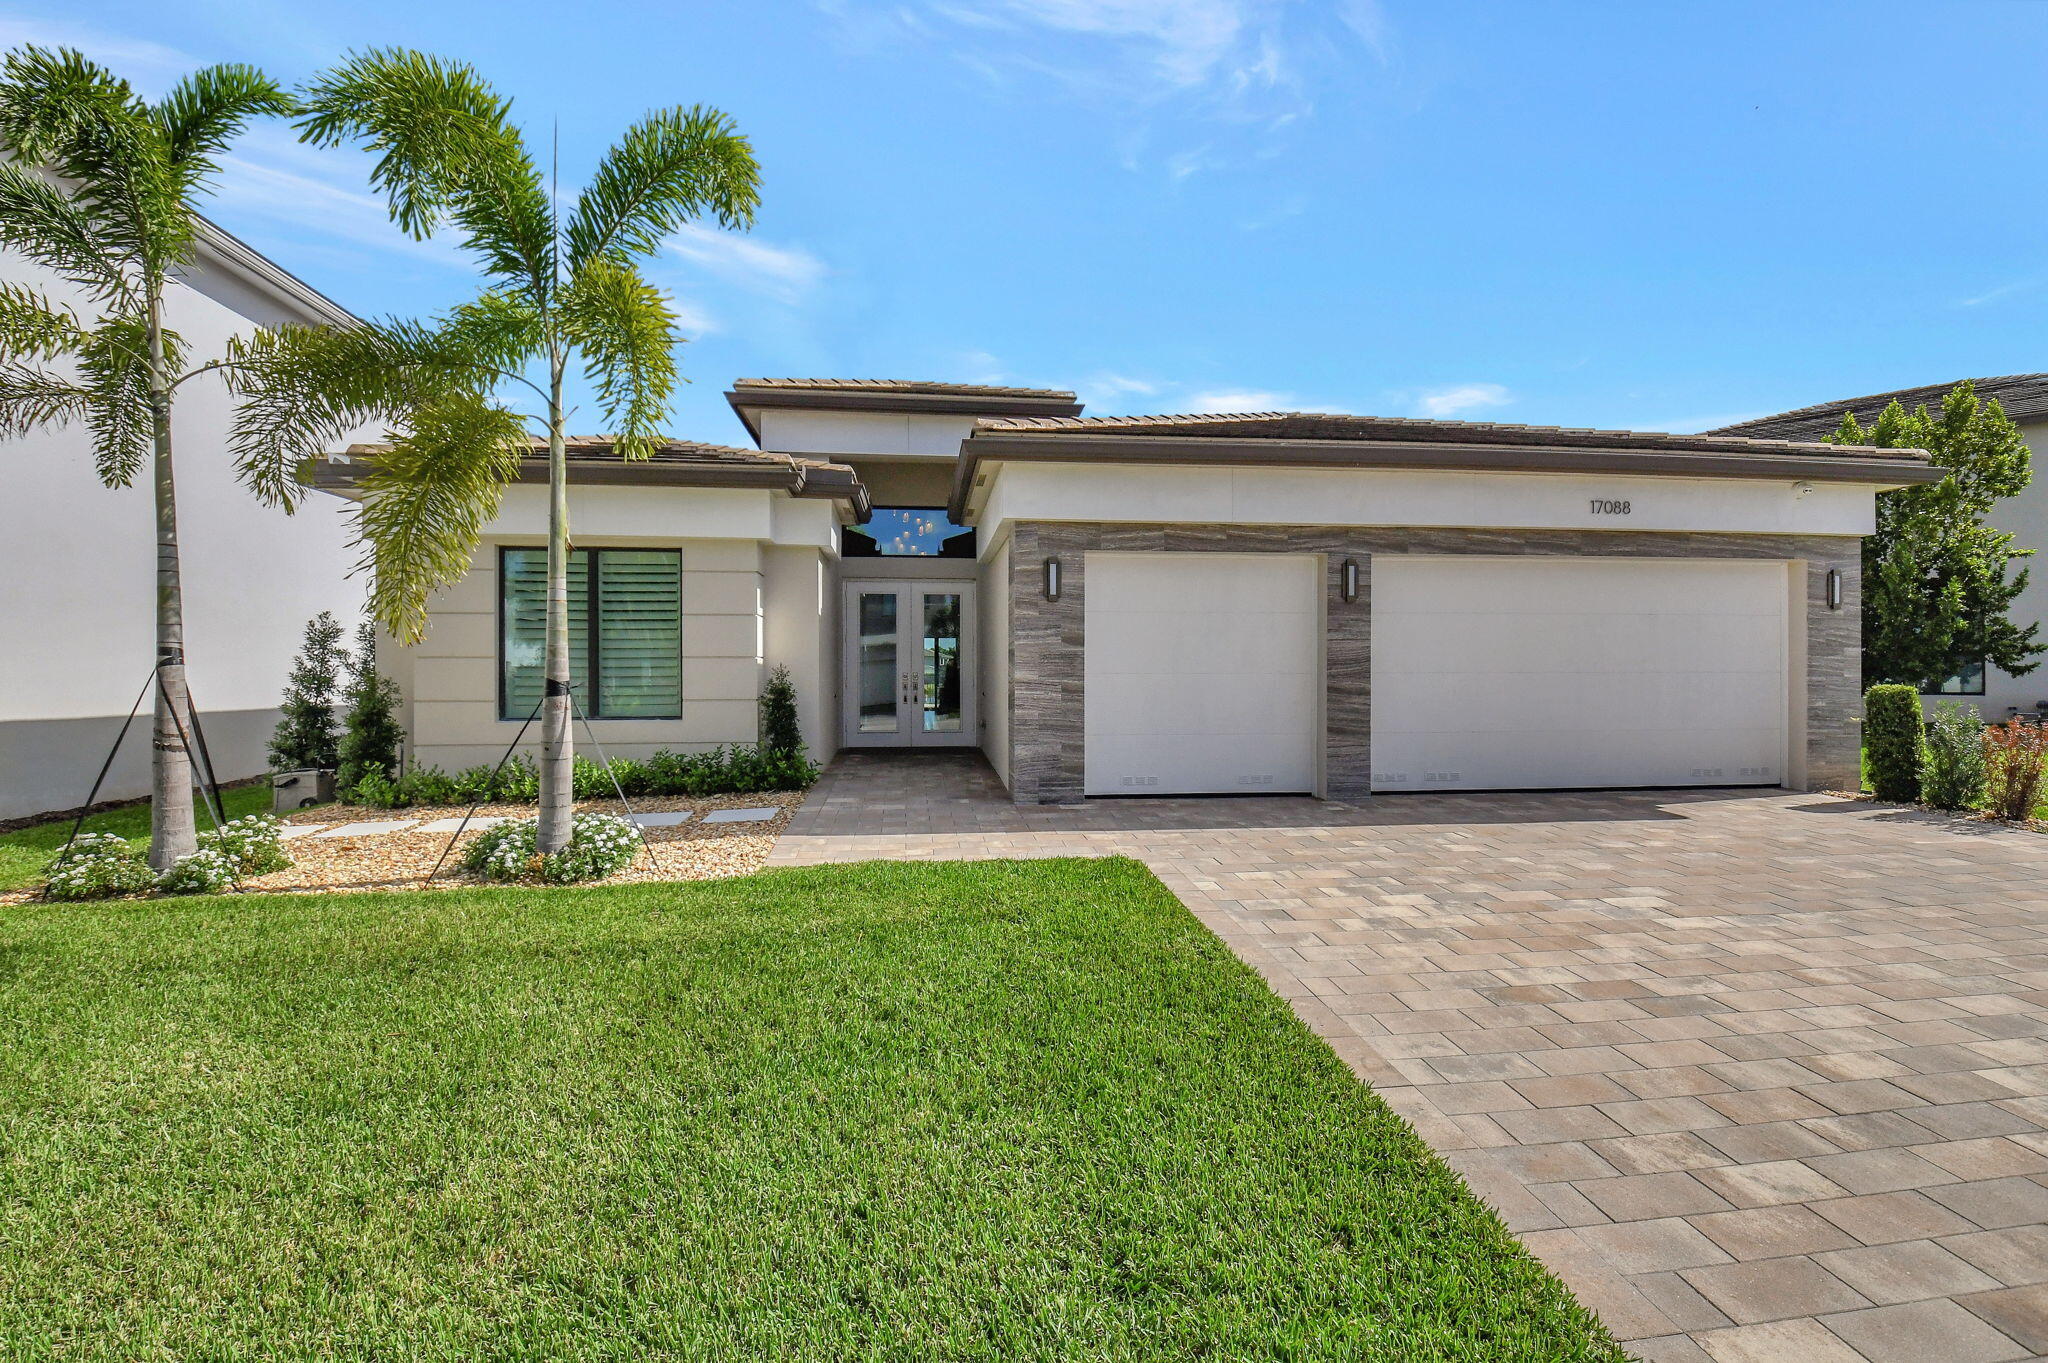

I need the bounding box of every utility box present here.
[272,768,335,812]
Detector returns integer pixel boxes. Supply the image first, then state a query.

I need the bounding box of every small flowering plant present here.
[461,812,643,884]
[201,814,291,876]
[156,845,243,896]
[43,833,158,902]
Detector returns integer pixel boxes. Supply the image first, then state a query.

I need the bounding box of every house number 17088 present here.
[1589,498,1631,515]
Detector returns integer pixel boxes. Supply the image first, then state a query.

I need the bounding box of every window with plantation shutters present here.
[499,547,681,719]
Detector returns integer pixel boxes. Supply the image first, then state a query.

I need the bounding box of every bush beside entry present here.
[1863,684,1924,803]
[1983,720,2048,822]
[1920,702,1987,812]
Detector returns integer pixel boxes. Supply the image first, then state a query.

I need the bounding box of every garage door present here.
[1085,553,1318,796]
[1371,557,1787,792]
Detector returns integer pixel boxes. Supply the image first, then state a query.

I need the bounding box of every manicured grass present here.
[0,783,275,892]
[0,859,1622,1361]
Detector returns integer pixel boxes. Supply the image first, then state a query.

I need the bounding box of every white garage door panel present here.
[1086,553,1318,795]
[1372,558,1787,792]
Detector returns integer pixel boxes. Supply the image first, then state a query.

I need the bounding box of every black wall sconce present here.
[1043,557,1062,601]
[1826,567,1842,611]
[1340,557,1361,603]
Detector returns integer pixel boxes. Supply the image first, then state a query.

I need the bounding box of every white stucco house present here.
[0,223,364,821]
[1715,375,2048,720]
[317,378,1938,804]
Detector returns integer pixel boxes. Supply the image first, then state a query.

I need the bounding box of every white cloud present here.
[1414,383,1512,419]
[210,127,466,270]
[1188,388,1290,412]
[0,13,196,93]
[666,223,827,305]
[955,349,1008,383]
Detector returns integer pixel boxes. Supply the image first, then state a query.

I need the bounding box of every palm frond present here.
[563,104,759,269]
[0,360,89,437]
[558,257,677,457]
[353,393,526,641]
[77,314,167,487]
[0,281,84,358]
[296,49,554,294]
[0,162,134,303]
[0,45,136,165]
[154,63,292,183]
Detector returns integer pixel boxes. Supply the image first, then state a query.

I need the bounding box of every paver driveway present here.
[770,752,2048,1363]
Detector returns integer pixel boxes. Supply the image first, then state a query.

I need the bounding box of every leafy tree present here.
[0,46,293,867]
[234,50,758,852]
[1829,383,2043,689]
[759,666,803,756]
[336,620,404,797]
[270,611,348,769]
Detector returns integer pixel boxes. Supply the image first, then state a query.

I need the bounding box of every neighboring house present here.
[319,378,1936,802]
[0,222,363,821]
[1713,375,2048,719]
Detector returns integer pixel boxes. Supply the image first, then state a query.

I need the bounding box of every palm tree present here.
[0,47,292,868]
[253,49,758,853]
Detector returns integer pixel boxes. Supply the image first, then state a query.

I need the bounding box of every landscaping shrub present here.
[460,812,642,884]
[491,755,540,803]
[340,745,813,811]
[1982,719,2048,821]
[156,846,242,897]
[201,814,290,877]
[1920,702,1987,811]
[760,665,803,755]
[337,622,404,798]
[346,768,403,809]
[1863,683,1924,802]
[269,611,347,771]
[42,833,157,902]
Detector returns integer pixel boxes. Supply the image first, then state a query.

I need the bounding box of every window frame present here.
[496,545,684,721]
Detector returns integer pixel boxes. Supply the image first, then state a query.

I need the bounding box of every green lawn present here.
[0,783,275,892]
[0,858,1622,1361]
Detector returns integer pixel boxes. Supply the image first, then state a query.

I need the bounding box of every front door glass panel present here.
[922,593,963,733]
[857,591,899,733]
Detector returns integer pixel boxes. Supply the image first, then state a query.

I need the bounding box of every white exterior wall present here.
[1969,419,2048,719]
[397,484,838,772]
[979,538,1011,788]
[756,409,978,459]
[0,246,361,821]
[973,463,1882,539]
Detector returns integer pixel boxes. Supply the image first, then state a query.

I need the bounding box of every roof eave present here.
[313,452,870,520]
[948,433,1942,522]
[726,386,1085,444]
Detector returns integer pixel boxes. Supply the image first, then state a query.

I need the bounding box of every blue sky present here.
[26,0,2048,444]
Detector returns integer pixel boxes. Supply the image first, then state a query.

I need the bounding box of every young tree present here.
[250,50,758,853]
[0,47,293,867]
[1829,382,2044,689]
[335,620,403,797]
[270,610,348,770]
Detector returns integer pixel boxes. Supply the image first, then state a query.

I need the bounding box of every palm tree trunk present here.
[145,288,196,870]
[538,354,574,854]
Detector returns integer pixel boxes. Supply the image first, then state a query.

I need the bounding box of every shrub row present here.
[343,744,818,810]
[1864,683,2048,821]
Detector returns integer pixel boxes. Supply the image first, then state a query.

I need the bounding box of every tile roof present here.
[973,410,1927,461]
[1709,374,2048,441]
[733,377,1078,401]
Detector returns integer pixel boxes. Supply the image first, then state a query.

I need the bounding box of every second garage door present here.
[1085,553,1318,796]
[1370,557,1789,792]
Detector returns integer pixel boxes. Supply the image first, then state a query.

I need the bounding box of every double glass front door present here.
[842,580,976,747]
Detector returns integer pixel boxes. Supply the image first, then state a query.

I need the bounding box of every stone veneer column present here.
[1003,522,1862,804]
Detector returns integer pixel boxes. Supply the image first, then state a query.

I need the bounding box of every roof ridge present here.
[734,376,1079,400]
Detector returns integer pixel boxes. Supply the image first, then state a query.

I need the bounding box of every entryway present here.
[840,579,977,748]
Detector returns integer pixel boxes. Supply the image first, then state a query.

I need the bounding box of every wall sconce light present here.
[1792,480,1816,499]
[1340,557,1361,604]
[1043,557,1062,601]
[1826,567,1842,611]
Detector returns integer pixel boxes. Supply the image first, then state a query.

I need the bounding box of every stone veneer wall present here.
[1002,523,1863,804]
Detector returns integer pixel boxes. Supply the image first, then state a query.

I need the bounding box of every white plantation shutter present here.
[499,549,590,719]
[596,550,682,717]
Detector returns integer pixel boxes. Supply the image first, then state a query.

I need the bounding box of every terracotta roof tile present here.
[733,377,1078,401]
[1709,374,2048,441]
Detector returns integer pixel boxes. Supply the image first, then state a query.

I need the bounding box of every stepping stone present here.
[701,806,779,825]
[276,824,328,840]
[315,819,420,838]
[629,811,694,828]
[410,816,511,833]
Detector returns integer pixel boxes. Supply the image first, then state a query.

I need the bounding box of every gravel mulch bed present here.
[3,791,809,903]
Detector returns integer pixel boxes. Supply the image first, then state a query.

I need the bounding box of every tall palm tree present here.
[0,47,292,868]
[252,50,759,853]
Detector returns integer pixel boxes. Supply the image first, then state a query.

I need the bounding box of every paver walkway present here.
[769,751,2048,1363]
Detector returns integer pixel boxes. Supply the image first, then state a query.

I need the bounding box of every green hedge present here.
[1863,683,1924,803]
[348,745,818,810]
